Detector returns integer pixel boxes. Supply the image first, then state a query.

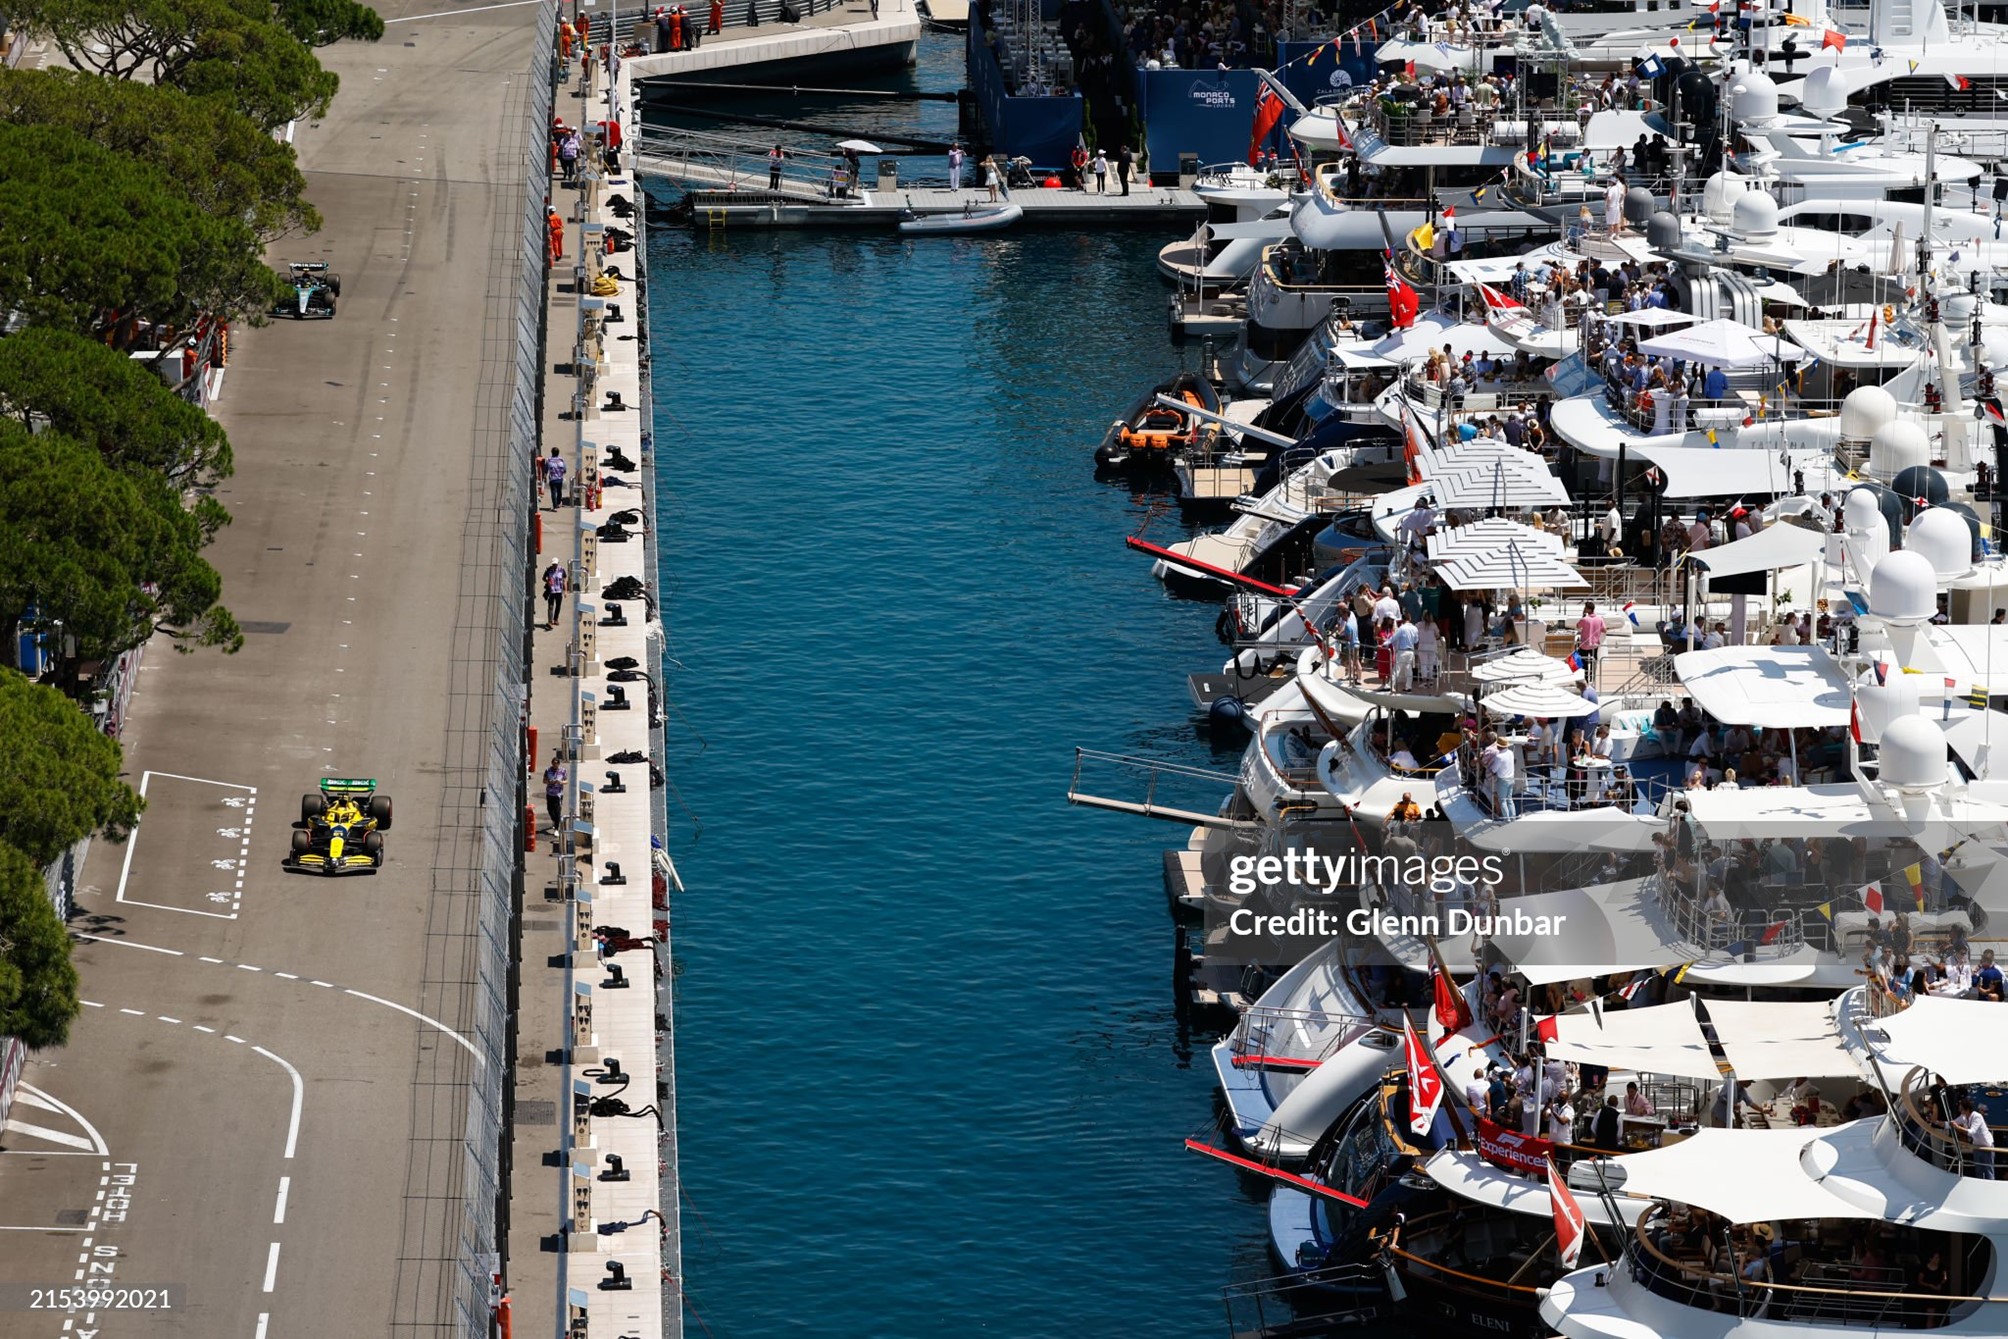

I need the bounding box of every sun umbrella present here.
[834,139,884,153]
[1470,648,1577,684]
[1635,316,1805,368]
[1481,676,1597,718]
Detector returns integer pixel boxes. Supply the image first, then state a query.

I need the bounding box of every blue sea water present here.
[644,110,1286,1339]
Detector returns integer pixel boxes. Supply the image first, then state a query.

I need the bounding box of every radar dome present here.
[1893,464,1950,522]
[1799,65,1848,118]
[1868,549,1938,625]
[1908,507,1972,578]
[1942,501,1986,563]
[1731,191,1779,238]
[1729,74,1780,123]
[1878,714,1948,792]
[1843,487,1886,534]
[1838,385,1898,441]
[1868,420,1929,478]
[1646,211,1683,250]
[1702,171,1739,225]
[1624,186,1656,224]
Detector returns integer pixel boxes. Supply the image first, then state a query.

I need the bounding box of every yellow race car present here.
[284,778,393,875]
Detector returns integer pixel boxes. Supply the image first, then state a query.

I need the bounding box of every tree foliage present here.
[274,0,383,46]
[7,0,344,130]
[0,844,79,1051]
[0,671,143,870]
[0,328,233,532]
[0,422,241,659]
[0,122,283,335]
[0,69,318,243]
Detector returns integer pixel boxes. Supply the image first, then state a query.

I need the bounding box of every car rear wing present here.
[320,777,377,794]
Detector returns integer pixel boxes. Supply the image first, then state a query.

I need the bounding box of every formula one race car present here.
[275,261,341,318]
[284,778,393,875]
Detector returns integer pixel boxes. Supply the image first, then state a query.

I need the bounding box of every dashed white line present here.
[192,1025,216,1034]
[273,1176,290,1224]
[225,1035,248,1044]
[118,1008,144,1016]
[157,1016,181,1024]
[262,1241,281,1292]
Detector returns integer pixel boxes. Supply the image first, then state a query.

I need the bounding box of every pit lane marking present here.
[115,772,257,921]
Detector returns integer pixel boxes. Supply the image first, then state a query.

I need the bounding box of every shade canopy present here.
[1636,316,1806,368]
[1417,440,1572,511]
[1469,648,1577,684]
[1685,521,1827,577]
[1602,1125,1888,1224]
[1607,307,1701,329]
[1426,517,1565,560]
[1631,446,1845,501]
[1672,644,1852,728]
[1706,998,1859,1082]
[1543,997,1720,1081]
[1482,676,1599,719]
[1433,544,1589,593]
[1867,994,2008,1085]
[834,138,883,152]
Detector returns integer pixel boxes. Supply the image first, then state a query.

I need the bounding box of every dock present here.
[609,0,920,83]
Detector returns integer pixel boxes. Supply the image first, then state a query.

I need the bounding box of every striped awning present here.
[1432,541,1589,592]
[1416,440,1571,511]
[1426,516,1564,560]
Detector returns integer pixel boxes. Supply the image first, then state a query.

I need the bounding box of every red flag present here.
[1950,73,1975,91]
[1403,1016,1445,1136]
[1399,405,1427,486]
[1478,283,1524,314]
[1534,1014,1560,1044]
[1548,1157,1586,1268]
[1822,27,1847,50]
[1248,86,1285,167]
[1862,881,1885,916]
[1385,253,1419,330]
[1433,964,1474,1034]
[1850,700,1863,745]
[1759,919,1789,945]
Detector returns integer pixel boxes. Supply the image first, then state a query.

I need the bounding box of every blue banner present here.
[967,18,1085,168]
[1138,68,1266,173]
[1276,37,1382,108]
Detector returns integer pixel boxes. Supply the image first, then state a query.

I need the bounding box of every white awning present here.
[1684,520,1827,578]
[1433,546,1589,592]
[1426,516,1564,560]
[1543,997,1721,1081]
[1482,677,1598,718]
[1629,446,1845,501]
[1866,994,2008,1085]
[1469,648,1578,684]
[1422,1149,1647,1226]
[1704,998,1861,1083]
[1637,316,1806,368]
[1417,440,1572,511]
[1672,644,1852,728]
[1602,1125,1887,1224]
[1607,307,1701,329]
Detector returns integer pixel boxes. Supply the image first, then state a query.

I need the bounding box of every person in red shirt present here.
[710,0,723,31]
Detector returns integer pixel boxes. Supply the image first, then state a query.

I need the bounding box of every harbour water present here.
[648,209,1288,1331]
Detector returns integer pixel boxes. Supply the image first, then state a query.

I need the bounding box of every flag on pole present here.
[1850,699,1863,744]
[1862,881,1885,916]
[1403,1016,1446,1136]
[1400,405,1427,485]
[1548,1157,1587,1268]
[1248,86,1285,167]
[1760,919,1790,945]
[1822,27,1847,50]
[1385,251,1420,331]
[1623,601,1639,626]
[1534,1014,1561,1043]
[1433,961,1474,1035]
[1950,74,1974,91]
[1903,863,1926,911]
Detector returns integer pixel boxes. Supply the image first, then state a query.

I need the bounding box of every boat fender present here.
[1208,696,1250,733]
[1232,648,1265,679]
[1214,608,1236,641]
[1094,443,1122,470]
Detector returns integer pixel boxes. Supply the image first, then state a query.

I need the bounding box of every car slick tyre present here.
[362,831,385,865]
[369,795,393,830]
[302,793,326,824]
[290,830,311,857]
[327,274,342,297]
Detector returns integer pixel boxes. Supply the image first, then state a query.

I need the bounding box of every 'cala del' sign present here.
[1475,1116,1553,1175]
[1187,75,1238,110]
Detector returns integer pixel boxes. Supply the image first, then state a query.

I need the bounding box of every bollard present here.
[534,510,543,555]
[524,804,538,853]
[528,725,539,766]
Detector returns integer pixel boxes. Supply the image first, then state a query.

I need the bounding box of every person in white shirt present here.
[1701,623,1726,650]
[1487,736,1517,819]
[1465,1072,1492,1117]
[1600,500,1623,549]
[1954,1098,1995,1178]
[1373,587,1401,626]
[1546,1090,1577,1144]
[1391,616,1420,690]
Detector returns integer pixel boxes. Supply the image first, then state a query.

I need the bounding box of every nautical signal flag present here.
[1534,1014,1561,1044]
[1903,863,1926,911]
[1813,901,1834,922]
[1968,685,1991,711]
[1565,651,1583,672]
[1548,1157,1587,1268]
[1950,73,1975,91]
[1862,881,1885,916]
[1623,601,1639,626]
[1433,962,1474,1034]
[1822,27,1847,50]
[1403,1016,1446,1136]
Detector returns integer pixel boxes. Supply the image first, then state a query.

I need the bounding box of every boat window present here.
[1834,213,1874,236]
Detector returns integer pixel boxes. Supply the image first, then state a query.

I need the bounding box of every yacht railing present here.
[1220,1267,1388,1336]
[1364,100,1520,150]
[1891,1066,2008,1179]
[1625,1204,2000,1327]
[1228,1003,1391,1066]
[1397,368,1554,420]
[1066,748,1245,825]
